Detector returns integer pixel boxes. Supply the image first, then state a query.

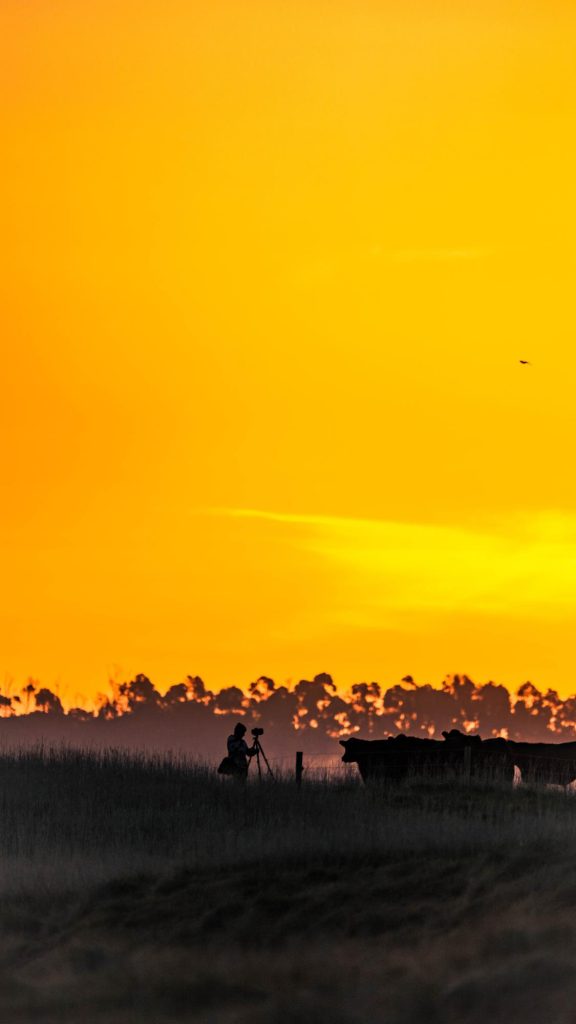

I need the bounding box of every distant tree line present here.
[0,673,575,756]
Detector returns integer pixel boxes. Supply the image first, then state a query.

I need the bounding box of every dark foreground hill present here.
[2,748,576,1023]
[10,854,576,1024]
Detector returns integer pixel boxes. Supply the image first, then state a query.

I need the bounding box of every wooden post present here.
[296,751,303,789]
[464,746,472,779]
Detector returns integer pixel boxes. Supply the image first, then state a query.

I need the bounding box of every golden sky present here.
[1,0,576,704]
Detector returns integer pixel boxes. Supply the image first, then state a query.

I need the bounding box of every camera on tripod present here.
[248,728,274,778]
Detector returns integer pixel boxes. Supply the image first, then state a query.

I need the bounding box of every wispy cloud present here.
[207,507,576,623]
[207,506,382,529]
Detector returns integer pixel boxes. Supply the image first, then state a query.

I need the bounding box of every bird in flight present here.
[519,360,531,365]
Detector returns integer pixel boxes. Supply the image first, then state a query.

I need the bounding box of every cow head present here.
[442,729,482,748]
[339,738,369,763]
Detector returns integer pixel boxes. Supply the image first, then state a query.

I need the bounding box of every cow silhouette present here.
[507,739,576,786]
[445,731,576,787]
[340,731,513,784]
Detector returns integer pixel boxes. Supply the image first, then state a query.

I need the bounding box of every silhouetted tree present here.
[35,688,63,715]
[22,680,36,714]
[118,674,161,713]
[213,686,246,714]
[249,676,276,702]
[3,669,576,754]
[163,683,189,705]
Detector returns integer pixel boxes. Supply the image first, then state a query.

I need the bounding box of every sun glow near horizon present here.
[1,0,576,701]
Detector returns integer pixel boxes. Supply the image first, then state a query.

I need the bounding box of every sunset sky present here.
[2,0,576,704]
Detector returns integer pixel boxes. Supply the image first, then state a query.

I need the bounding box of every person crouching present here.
[227,722,257,779]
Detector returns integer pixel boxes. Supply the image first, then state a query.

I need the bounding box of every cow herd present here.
[340,730,576,787]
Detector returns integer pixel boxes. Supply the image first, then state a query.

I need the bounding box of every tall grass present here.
[2,746,576,1022]
[1,744,576,895]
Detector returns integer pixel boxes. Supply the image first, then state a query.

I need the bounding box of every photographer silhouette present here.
[223,722,257,780]
[217,723,275,780]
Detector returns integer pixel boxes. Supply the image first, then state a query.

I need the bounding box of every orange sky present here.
[1,0,576,704]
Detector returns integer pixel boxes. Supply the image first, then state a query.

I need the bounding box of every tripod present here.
[251,736,275,779]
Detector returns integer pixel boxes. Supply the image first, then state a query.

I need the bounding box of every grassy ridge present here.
[1,747,576,1021]
[1,745,576,887]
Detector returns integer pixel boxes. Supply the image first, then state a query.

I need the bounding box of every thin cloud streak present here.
[206,507,576,621]
[207,506,392,529]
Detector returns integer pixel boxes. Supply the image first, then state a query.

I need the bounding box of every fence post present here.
[296,751,303,789]
[464,745,472,779]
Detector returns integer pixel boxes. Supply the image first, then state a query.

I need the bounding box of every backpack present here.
[217,756,236,775]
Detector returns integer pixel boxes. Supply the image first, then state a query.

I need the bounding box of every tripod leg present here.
[257,742,275,779]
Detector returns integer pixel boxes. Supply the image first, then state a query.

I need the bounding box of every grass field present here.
[1,746,576,1022]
